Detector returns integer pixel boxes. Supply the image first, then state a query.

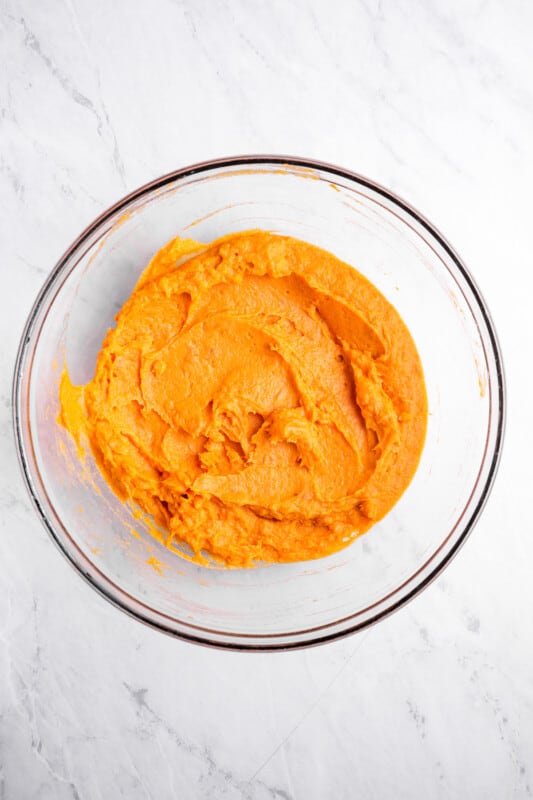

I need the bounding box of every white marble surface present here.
[1,0,532,797]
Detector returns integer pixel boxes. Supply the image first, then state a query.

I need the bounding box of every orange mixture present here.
[59,231,427,567]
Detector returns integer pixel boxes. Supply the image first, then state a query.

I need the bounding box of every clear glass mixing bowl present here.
[13,157,505,650]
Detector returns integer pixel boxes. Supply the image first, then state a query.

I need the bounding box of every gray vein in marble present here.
[264,661,296,800]
[221,4,275,73]
[178,0,229,81]
[406,699,426,739]
[421,0,533,116]
[368,99,407,169]
[0,158,24,198]
[15,254,47,277]
[62,0,126,187]
[420,35,528,157]
[16,14,126,187]
[247,630,373,784]
[0,54,17,125]
[0,488,31,515]
[455,650,532,796]
[477,685,532,797]
[389,97,471,179]
[465,612,480,634]
[123,681,292,800]
[307,3,409,172]
[357,0,392,69]
[306,2,369,91]
[1,600,84,800]
[19,17,95,118]
[176,0,259,140]
[404,620,434,658]
[1,115,102,207]
[121,746,156,800]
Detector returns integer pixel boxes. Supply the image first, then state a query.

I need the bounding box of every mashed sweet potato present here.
[59,231,427,566]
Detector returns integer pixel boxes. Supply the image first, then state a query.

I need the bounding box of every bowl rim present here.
[12,154,506,651]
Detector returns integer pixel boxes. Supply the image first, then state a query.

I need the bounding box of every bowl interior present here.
[16,160,502,648]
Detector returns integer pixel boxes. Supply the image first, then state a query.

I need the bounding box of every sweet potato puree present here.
[59,231,427,567]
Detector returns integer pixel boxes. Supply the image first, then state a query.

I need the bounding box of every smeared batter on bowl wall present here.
[59,231,427,567]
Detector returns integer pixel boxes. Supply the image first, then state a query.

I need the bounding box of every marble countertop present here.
[1,1,531,797]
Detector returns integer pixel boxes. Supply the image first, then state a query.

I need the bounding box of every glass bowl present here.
[13,156,505,650]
